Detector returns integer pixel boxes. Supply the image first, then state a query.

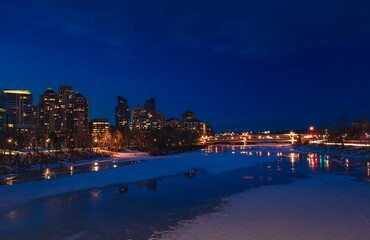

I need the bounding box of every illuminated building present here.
[71,91,89,146]
[182,110,212,136]
[57,86,74,133]
[155,110,165,129]
[116,96,130,132]
[130,98,164,131]
[165,118,181,129]
[38,86,60,135]
[182,111,196,122]
[0,94,5,132]
[1,89,33,135]
[90,118,110,136]
[144,98,156,114]
[32,105,38,131]
[130,104,146,131]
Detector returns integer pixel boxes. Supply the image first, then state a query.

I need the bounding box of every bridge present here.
[198,133,297,145]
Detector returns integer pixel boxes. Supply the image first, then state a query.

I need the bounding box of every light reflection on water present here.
[1,145,369,187]
[1,159,140,186]
[204,145,369,179]
[0,148,369,240]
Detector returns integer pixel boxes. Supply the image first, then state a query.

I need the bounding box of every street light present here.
[7,139,13,155]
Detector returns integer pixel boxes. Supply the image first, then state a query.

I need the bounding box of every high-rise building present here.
[130,104,146,131]
[182,110,199,131]
[38,86,60,135]
[182,111,196,123]
[155,110,165,129]
[0,94,5,132]
[129,98,165,131]
[58,86,74,133]
[165,118,181,129]
[181,110,212,136]
[144,98,156,114]
[1,90,33,135]
[32,105,38,132]
[71,91,89,146]
[116,96,130,132]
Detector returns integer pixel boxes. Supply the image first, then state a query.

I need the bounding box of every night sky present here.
[1,0,369,132]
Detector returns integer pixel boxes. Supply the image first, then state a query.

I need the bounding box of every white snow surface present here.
[0,149,280,211]
[156,174,370,240]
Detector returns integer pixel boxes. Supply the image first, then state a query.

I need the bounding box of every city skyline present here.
[1,0,370,132]
[1,84,368,133]
[0,85,212,149]
[0,85,211,129]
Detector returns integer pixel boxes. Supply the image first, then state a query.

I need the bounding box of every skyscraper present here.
[130,104,146,131]
[0,94,5,132]
[155,110,165,129]
[71,91,89,147]
[116,96,130,132]
[182,111,196,123]
[38,86,60,135]
[1,90,33,135]
[57,86,74,133]
[129,98,165,131]
[144,98,156,114]
[181,110,212,136]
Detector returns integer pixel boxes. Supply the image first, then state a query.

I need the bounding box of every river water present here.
[0,145,369,240]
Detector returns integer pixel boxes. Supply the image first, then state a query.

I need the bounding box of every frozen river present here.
[0,145,369,240]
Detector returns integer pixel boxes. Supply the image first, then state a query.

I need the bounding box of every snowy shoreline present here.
[294,144,370,164]
[0,151,153,183]
[1,144,369,240]
[0,149,282,212]
[2,143,368,213]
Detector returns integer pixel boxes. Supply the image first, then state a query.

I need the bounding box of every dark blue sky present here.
[1,0,370,132]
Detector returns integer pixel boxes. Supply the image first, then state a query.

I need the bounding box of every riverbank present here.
[0,149,151,175]
[294,144,370,164]
[0,151,277,211]
[1,145,369,240]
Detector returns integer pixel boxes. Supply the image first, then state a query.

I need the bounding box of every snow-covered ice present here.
[1,144,369,240]
[157,174,370,240]
[0,150,278,211]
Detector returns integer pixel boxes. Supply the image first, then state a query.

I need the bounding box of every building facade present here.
[130,98,164,131]
[116,96,130,132]
[38,86,60,136]
[71,92,89,146]
[1,90,33,135]
[90,118,110,136]
[0,94,5,132]
[58,86,74,133]
[182,110,212,136]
